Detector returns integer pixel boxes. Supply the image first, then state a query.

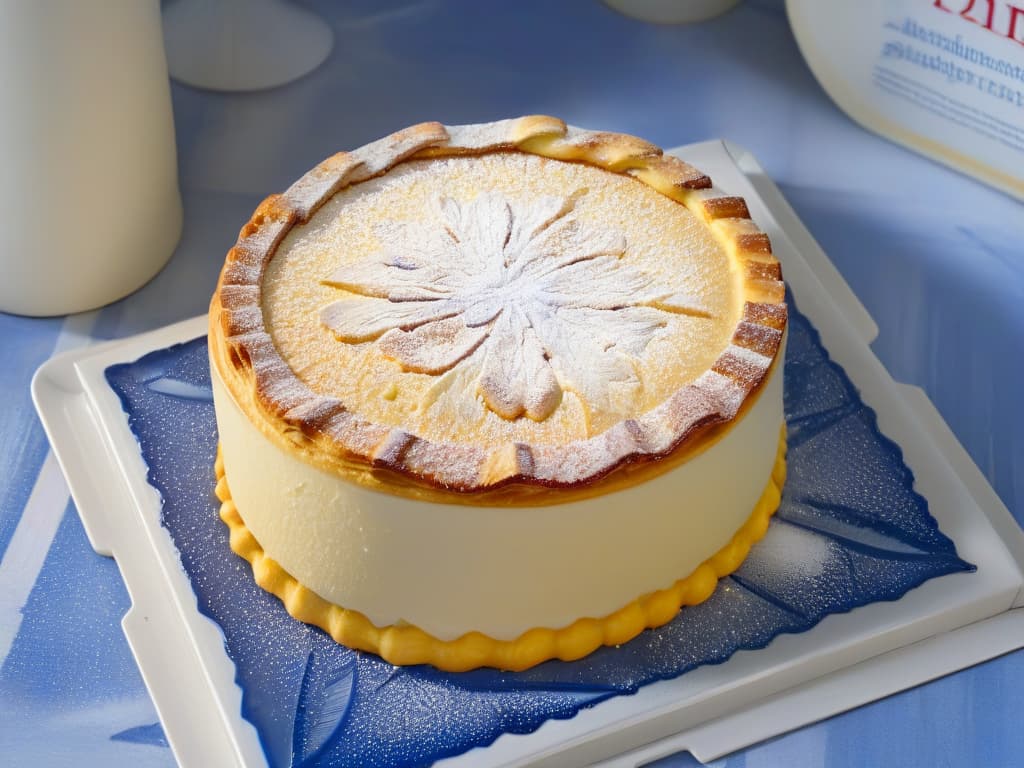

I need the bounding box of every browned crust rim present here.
[210,116,787,494]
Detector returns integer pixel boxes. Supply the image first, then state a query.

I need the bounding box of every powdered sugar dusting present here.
[284,396,345,429]
[378,317,488,376]
[739,523,831,585]
[222,260,261,287]
[242,217,295,270]
[219,284,259,308]
[371,428,415,466]
[743,301,788,330]
[693,371,746,419]
[642,384,719,445]
[401,439,486,489]
[346,122,449,184]
[530,439,618,485]
[224,304,262,336]
[319,189,715,425]
[443,120,519,151]
[322,411,389,457]
[283,152,365,221]
[263,152,741,450]
[713,345,772,392]
[733,320,783,356]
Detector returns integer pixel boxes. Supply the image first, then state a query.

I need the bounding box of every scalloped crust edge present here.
[211,115,788,496]
[213,426,787,673]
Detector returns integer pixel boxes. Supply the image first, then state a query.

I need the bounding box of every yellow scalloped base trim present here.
[214,426,787,672]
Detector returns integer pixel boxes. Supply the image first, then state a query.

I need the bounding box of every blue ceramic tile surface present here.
[104,299,972,767]
[0,314,62,561]
[5,2,1022,764]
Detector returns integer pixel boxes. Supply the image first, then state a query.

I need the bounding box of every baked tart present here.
[209,116,787,672]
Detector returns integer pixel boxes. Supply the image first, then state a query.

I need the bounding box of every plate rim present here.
[31,140,1024,768]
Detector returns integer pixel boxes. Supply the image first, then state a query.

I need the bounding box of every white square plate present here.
[33,141,1024,768]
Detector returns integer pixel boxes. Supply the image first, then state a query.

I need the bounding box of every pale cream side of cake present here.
[211,346,783,641]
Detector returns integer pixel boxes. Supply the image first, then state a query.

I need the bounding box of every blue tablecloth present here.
[2,1,1022,766]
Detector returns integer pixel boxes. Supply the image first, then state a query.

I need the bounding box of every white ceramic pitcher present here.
[0,0,182,316]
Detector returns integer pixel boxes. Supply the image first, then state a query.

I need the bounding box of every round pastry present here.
[209,116,787,672]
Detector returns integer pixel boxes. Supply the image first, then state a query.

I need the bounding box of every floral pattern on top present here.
[320,192,712,422]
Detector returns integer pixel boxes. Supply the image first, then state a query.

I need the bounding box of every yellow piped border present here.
[214,427,787,673]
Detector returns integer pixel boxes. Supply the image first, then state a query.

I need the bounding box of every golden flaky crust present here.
[210,116,787,495]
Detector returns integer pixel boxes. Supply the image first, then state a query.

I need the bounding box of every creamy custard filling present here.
[211,344,784,642]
